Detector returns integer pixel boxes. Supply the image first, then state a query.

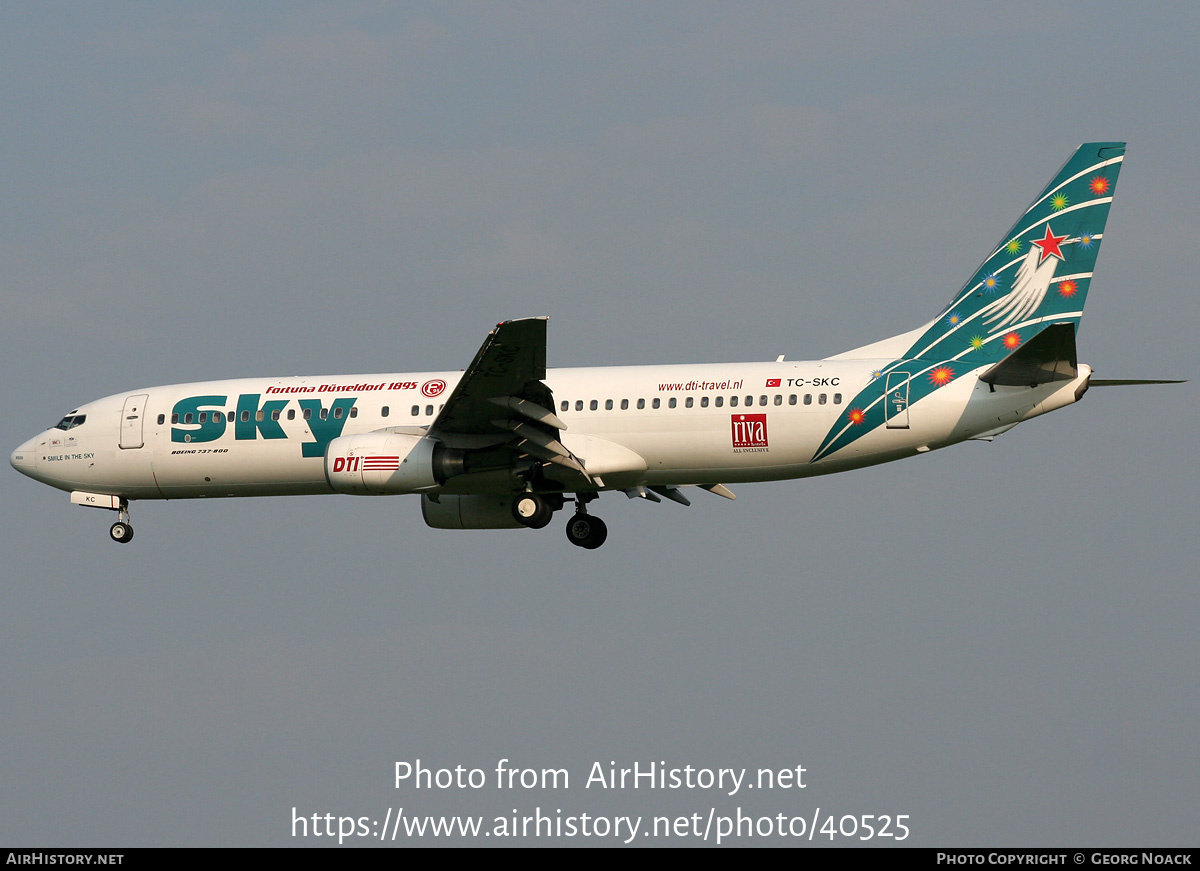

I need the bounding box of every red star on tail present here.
[1031,225,1068,264]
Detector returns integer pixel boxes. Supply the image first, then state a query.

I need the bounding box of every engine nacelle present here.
[421,494,524,529]
[324,432,462,495]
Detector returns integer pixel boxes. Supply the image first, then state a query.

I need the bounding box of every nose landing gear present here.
[108,501,133,544]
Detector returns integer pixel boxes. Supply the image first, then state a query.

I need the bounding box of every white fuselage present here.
[10,358,1089,501]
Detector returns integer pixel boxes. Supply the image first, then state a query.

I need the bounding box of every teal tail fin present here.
[831,141,1125,363]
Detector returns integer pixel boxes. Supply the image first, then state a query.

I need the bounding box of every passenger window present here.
[731,396,739,407]
[425,405,434,416]
[745,396,753,407]
[333,407,343,419]
[759,395,767,406]
[184,413,194,424]
[199,412,207,423]
[561,401,568,412]
[214,412,223,423]
[774,395,782,406]
[804,394,812,405]
[320,409,329,420]
[241,411,250,422]
[350,407,358,418]
[685,397,694,408]
[576,400,584,411]
[287,409,296,420]
[590,400,598,411]
[621,399,629,410]
[157,414,165,425]
[303,408,313,420]
[381,406,389,418]
[789,394,797,405]
[819,394,827,405]
[700,397,709,407]
[256,410,265,422]
[171,413,179,424]
[272,410,281,421]
[652,398,661,409]
[606,399,613,410]
[667,397,675,408]
[834,393,842,404]
[637,399,645,410]
[715,396,724,407]
[412,406,420,416]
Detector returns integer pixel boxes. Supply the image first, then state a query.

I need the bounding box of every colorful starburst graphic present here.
[1050,193,1070,211]
[1002,331,1022,350]
[869,370,884,381]
[929,366,955,386]
[946,311,962,326]
[981,273,1002,293]
[1077,232,1096,249]
[1005,238,1023,254]
[1089,175,1110,196]
[970,335,985,350]
[1057,279,1079,298]
[848,408,865,425]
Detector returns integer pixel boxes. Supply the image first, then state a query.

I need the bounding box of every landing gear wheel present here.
[109,522,134,544]
[565,513,607,549]
[512,493,554,529]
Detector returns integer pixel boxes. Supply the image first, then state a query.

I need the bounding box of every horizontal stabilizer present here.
[981,323,1077,388]
[1088,379,1186,386]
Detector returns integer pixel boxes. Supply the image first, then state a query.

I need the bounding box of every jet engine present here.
[324,432,464,495]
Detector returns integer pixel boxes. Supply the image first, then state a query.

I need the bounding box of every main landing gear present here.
[109,501,133,544]
[564,494,607,550]
[511,492,555,529]
[511,491,609,549]
[565,512,607,550]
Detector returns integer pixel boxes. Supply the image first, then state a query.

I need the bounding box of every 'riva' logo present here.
[731,413,768,449]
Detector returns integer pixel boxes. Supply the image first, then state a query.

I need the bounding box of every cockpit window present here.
[54,414,86,430]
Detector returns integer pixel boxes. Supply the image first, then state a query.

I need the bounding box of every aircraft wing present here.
[428,318,588,477]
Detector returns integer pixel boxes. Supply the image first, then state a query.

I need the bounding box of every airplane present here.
[9,141,1181,549]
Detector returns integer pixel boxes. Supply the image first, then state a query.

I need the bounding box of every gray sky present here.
[2,1,1195,846]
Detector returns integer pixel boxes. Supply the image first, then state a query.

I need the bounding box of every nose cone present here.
[10,438,40,480]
